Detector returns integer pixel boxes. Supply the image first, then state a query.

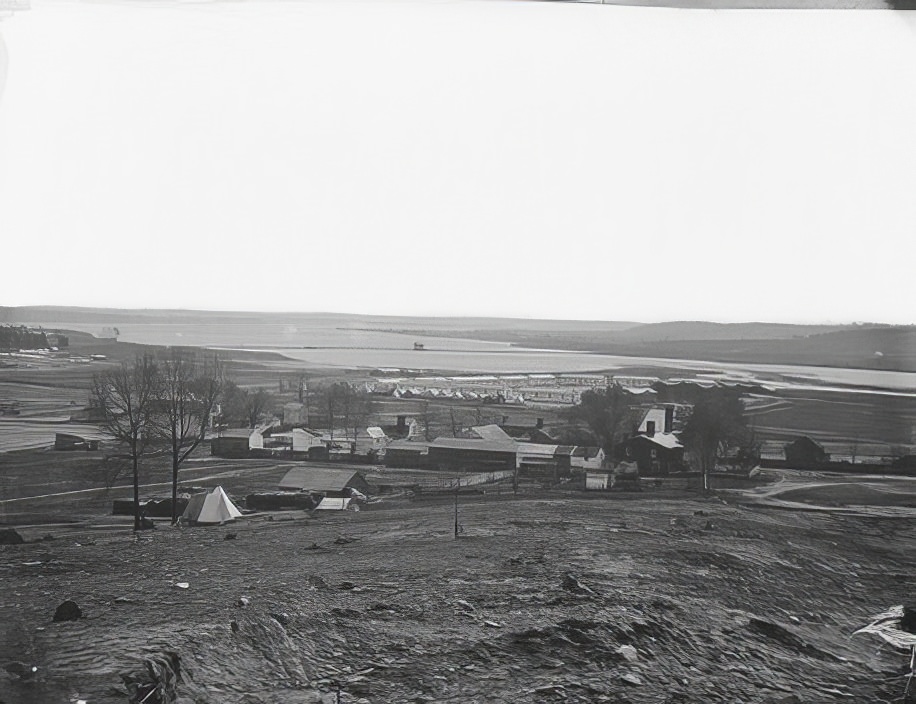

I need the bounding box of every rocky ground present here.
[1,491,914,704]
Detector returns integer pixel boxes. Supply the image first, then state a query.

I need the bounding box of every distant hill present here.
[0,306,642,332]
[608,321,855,343]
[2,307,912,372]
[450,325,916,372]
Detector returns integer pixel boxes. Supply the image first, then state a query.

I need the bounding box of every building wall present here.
[624,437,683,475]
[211,437,250,459]
[384,448,427,468]
[427,447,516,471]
[290,429,323,452]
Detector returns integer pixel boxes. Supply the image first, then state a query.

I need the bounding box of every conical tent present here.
[182,486,242,525]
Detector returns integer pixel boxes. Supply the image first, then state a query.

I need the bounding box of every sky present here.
[1,0,915,325]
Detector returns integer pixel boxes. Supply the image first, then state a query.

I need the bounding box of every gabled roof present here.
[554,445,577,456]
[430,437,518,453]
[638,408,667,433]
[631,433,683,450]
[315,497,352,510]
[219,428,257,439]
[386,440,430,452]
[787,435,826,450]
[471,424,514,442]
[517,442,559,456]
[278,468,366,492]
[271,428,322,440]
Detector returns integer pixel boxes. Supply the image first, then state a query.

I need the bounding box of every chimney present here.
[396,415,406,429]
[646,421,656,437]
[664,406,674,434]
[536,417,544,429]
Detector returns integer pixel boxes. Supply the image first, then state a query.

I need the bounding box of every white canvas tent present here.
[181,486,243,525]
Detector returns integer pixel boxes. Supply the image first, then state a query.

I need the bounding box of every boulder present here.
[52,600,82,622]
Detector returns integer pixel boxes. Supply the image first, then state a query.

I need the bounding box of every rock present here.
[238,596,251,607]
[456,599,476,611]
[270,612,291,626]
[339,581,357,590]
[620,672,642,686]
[561,573,596,595]
[0,528,25,545]
[52,600,82,622]
[484,620,502,628]
[230,620,240,633]
[617,645,639,663]
[332,607,361,618]
[172,582,190,590]
[901,606,916,634]
[224,533,237,541]
[704,521,717,531]
[3,661,38,679]
[694,510,709,517]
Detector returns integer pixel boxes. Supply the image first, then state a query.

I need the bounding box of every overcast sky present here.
[1,1,915,324]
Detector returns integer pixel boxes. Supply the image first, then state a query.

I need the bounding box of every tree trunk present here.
[171,446,179,525]
[132,453,141,531]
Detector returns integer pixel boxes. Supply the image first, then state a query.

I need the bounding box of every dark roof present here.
[386,440,430,452]
[278,468,366,492]
[380,424,412,440]
[430,437,518,453]
[499,425,557,442]
[629,433,683,450]
[786,435,826,450]
[573,446,603,458]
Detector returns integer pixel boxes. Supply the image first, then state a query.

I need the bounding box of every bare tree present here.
[420,400,432,441]
[680,388,751,492]
[569,384,636,464]
[222,381,273,428]
[91,355,159,530]
[348,389,375,447]
[155,350,225,524]
[322,383,374,450]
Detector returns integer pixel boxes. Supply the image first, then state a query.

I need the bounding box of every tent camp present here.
[181,486,243,526]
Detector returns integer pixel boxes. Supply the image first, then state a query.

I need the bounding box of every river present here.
[22,319,916,395]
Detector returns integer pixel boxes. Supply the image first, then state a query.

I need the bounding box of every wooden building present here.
[427,437,518,471]
[784,436,829,469]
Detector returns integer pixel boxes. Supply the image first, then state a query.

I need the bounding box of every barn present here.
[427,437,518,471]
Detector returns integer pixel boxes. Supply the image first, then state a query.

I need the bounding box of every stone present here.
[270,612,291,626]
[52,600,82,622]
[617,645,639,663]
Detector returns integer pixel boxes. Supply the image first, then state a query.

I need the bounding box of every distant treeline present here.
[0,325,49,351]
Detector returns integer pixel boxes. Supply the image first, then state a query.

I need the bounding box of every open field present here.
[1,483,914,703]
